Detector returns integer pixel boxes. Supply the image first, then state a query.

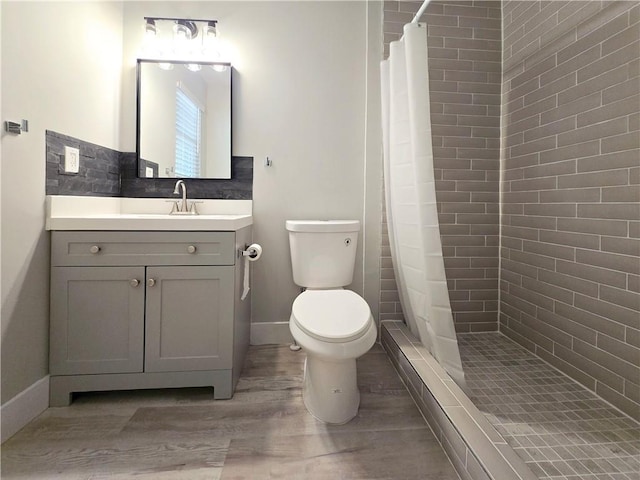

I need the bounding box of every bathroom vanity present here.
[46,196,253,406]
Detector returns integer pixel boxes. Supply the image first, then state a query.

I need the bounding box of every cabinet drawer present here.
[52,231,235,266]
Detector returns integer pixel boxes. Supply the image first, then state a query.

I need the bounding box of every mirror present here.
[136,59,232,179]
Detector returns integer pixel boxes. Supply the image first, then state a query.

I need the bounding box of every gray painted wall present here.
[120,2,373,335]
[2,1,379,407]
[1,1,124,405]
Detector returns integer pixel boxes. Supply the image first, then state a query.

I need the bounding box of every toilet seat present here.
[291,290,372,343]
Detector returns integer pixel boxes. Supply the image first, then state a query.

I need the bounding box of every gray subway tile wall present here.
[501,0,640,420]
[381,0,502,332]
[381,0,639,420]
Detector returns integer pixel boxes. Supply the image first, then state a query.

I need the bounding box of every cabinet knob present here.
[187,245,197,254]
[147,278,156,287]
[89,245,101,254]
[130,279,140,287]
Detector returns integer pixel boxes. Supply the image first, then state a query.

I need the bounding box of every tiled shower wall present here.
[381,1,502,332]
[500,1,639,419]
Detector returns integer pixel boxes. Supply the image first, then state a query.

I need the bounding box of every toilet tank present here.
[286,220,360,288]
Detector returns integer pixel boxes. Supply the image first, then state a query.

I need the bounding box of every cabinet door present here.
[50,267,145,375]
[145,266,234,372]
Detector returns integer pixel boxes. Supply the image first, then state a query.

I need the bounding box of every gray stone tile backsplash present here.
[45,130,253,199]
[46,130,120,196]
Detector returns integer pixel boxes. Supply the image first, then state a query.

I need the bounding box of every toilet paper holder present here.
[239,243,262,301]
[239,244,261,259]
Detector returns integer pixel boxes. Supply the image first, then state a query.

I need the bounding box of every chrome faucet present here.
[168,180,199,214]
[173,180,188,213]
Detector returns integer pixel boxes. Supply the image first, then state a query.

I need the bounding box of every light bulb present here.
[174,20,197,41]
[186,63,202,72]
[175,29,189,41]
[206,21,217,38]
[212,64,228,72]
[158,62,174,71]
[145,19,157,37]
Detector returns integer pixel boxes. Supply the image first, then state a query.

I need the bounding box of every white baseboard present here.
[251,321,294,345]
[1,375,49,443]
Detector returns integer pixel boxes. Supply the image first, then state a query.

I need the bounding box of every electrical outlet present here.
[64,146,80,174]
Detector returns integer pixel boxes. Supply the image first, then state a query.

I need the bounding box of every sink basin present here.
[45,196,253,232]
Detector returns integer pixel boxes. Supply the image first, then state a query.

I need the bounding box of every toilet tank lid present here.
[286,220,360,233]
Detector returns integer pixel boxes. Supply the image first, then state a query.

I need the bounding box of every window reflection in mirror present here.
[136,60,232,179]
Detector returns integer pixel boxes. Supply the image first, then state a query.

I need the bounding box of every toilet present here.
[286,220,377,424]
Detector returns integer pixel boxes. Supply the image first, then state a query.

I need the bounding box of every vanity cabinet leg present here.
[49,377,73,407]
[214,384,232,400]
[212,370,233,399]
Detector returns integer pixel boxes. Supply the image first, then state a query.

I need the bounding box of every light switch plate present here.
[64,146,80,173]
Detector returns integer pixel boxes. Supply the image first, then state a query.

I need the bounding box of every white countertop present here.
[46,196,253,231]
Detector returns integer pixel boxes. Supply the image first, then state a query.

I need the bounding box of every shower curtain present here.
[381,22,466,388]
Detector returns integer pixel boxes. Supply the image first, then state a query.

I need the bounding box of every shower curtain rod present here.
[412,0,432,23]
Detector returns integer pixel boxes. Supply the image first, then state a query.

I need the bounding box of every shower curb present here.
[381,321,537,480]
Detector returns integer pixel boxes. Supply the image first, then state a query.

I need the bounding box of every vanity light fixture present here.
[186,63,202,72]
[141,17,225,65]
[143,17,216,41]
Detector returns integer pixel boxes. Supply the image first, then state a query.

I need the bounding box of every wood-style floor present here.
[1,344,460,479]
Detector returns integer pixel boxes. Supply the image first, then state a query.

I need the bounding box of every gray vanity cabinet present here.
[49,230,251,407]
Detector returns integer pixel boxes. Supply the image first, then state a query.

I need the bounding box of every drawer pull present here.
[89,245,101,254]
[130,279,140,287]
[147,278,156,287]
[187,245,197,254]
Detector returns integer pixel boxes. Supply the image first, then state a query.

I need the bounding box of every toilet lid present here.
[292,290,372,343]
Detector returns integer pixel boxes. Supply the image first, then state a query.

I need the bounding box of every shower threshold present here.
[381,321,639,480]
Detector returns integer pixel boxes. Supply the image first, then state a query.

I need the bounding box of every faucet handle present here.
[188,201,203,214]
[165,200,181,213]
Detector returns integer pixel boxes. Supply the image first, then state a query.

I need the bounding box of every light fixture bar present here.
[144,17,217,24]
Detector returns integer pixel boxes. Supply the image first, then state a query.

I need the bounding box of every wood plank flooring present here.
[1,344,460,479]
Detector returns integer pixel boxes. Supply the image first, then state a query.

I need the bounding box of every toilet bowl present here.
[290,289,376,424]
[286,220,376,424]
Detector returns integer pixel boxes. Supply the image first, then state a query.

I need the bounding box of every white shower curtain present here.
[381,23,466,388]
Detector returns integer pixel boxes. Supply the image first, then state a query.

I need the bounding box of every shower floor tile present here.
[458,332,640,480]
